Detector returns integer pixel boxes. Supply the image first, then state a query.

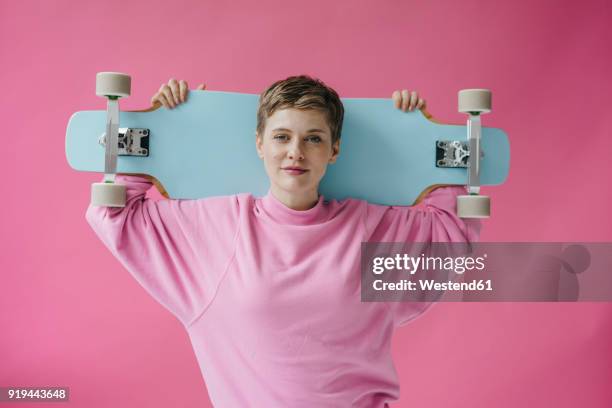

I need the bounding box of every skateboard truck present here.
[90,72,131,207]
[456,89,492,218]
[98,128,150,157]
[435,140,484,168]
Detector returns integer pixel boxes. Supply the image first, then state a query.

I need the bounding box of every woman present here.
[86,75,479,407]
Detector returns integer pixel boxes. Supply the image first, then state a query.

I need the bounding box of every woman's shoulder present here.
[323,195,368,219]
[187,193,247,218]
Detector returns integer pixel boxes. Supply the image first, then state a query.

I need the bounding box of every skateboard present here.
[66,73,509,217]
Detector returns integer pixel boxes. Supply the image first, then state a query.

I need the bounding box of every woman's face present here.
[255,108,340,199]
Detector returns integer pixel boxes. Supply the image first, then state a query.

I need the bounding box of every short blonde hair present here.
[256,75,344,145]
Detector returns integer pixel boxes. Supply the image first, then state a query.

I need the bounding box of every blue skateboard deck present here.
[66,90,509,205]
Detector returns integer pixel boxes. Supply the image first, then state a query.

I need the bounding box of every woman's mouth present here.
[283,168,308,175]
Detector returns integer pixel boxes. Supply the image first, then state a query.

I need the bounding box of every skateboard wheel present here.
[96,72,131,98]
[458,89,491,114]
[457,194,490,218]
[560,244,590,274]
[91,182,126,207]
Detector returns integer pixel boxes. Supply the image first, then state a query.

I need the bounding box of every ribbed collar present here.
[259,189,328,225]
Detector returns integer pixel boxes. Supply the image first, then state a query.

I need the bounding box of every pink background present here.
[1,0,611,407]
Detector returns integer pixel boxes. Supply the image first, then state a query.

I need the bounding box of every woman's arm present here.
[85,175,240,326]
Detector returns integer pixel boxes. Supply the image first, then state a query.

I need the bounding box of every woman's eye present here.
[273,134,321,143]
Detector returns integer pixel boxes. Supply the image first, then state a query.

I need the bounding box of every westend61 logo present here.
[371,253,487,275]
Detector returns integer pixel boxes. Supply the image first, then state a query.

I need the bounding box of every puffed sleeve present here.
[85,175,240,326]
[364,186,482,327]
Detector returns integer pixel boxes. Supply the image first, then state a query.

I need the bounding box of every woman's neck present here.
[270,185,319,211]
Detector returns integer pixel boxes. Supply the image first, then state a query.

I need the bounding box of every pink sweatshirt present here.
[86,175,480,407]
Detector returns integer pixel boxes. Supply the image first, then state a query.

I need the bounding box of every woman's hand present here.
[151,78,206,109]
[392,89,426,112]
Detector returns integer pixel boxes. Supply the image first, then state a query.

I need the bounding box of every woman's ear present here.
[255,132,264,159]
[329,139,340,164]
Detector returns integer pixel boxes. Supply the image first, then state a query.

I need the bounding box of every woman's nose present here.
[288,143,304,160]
